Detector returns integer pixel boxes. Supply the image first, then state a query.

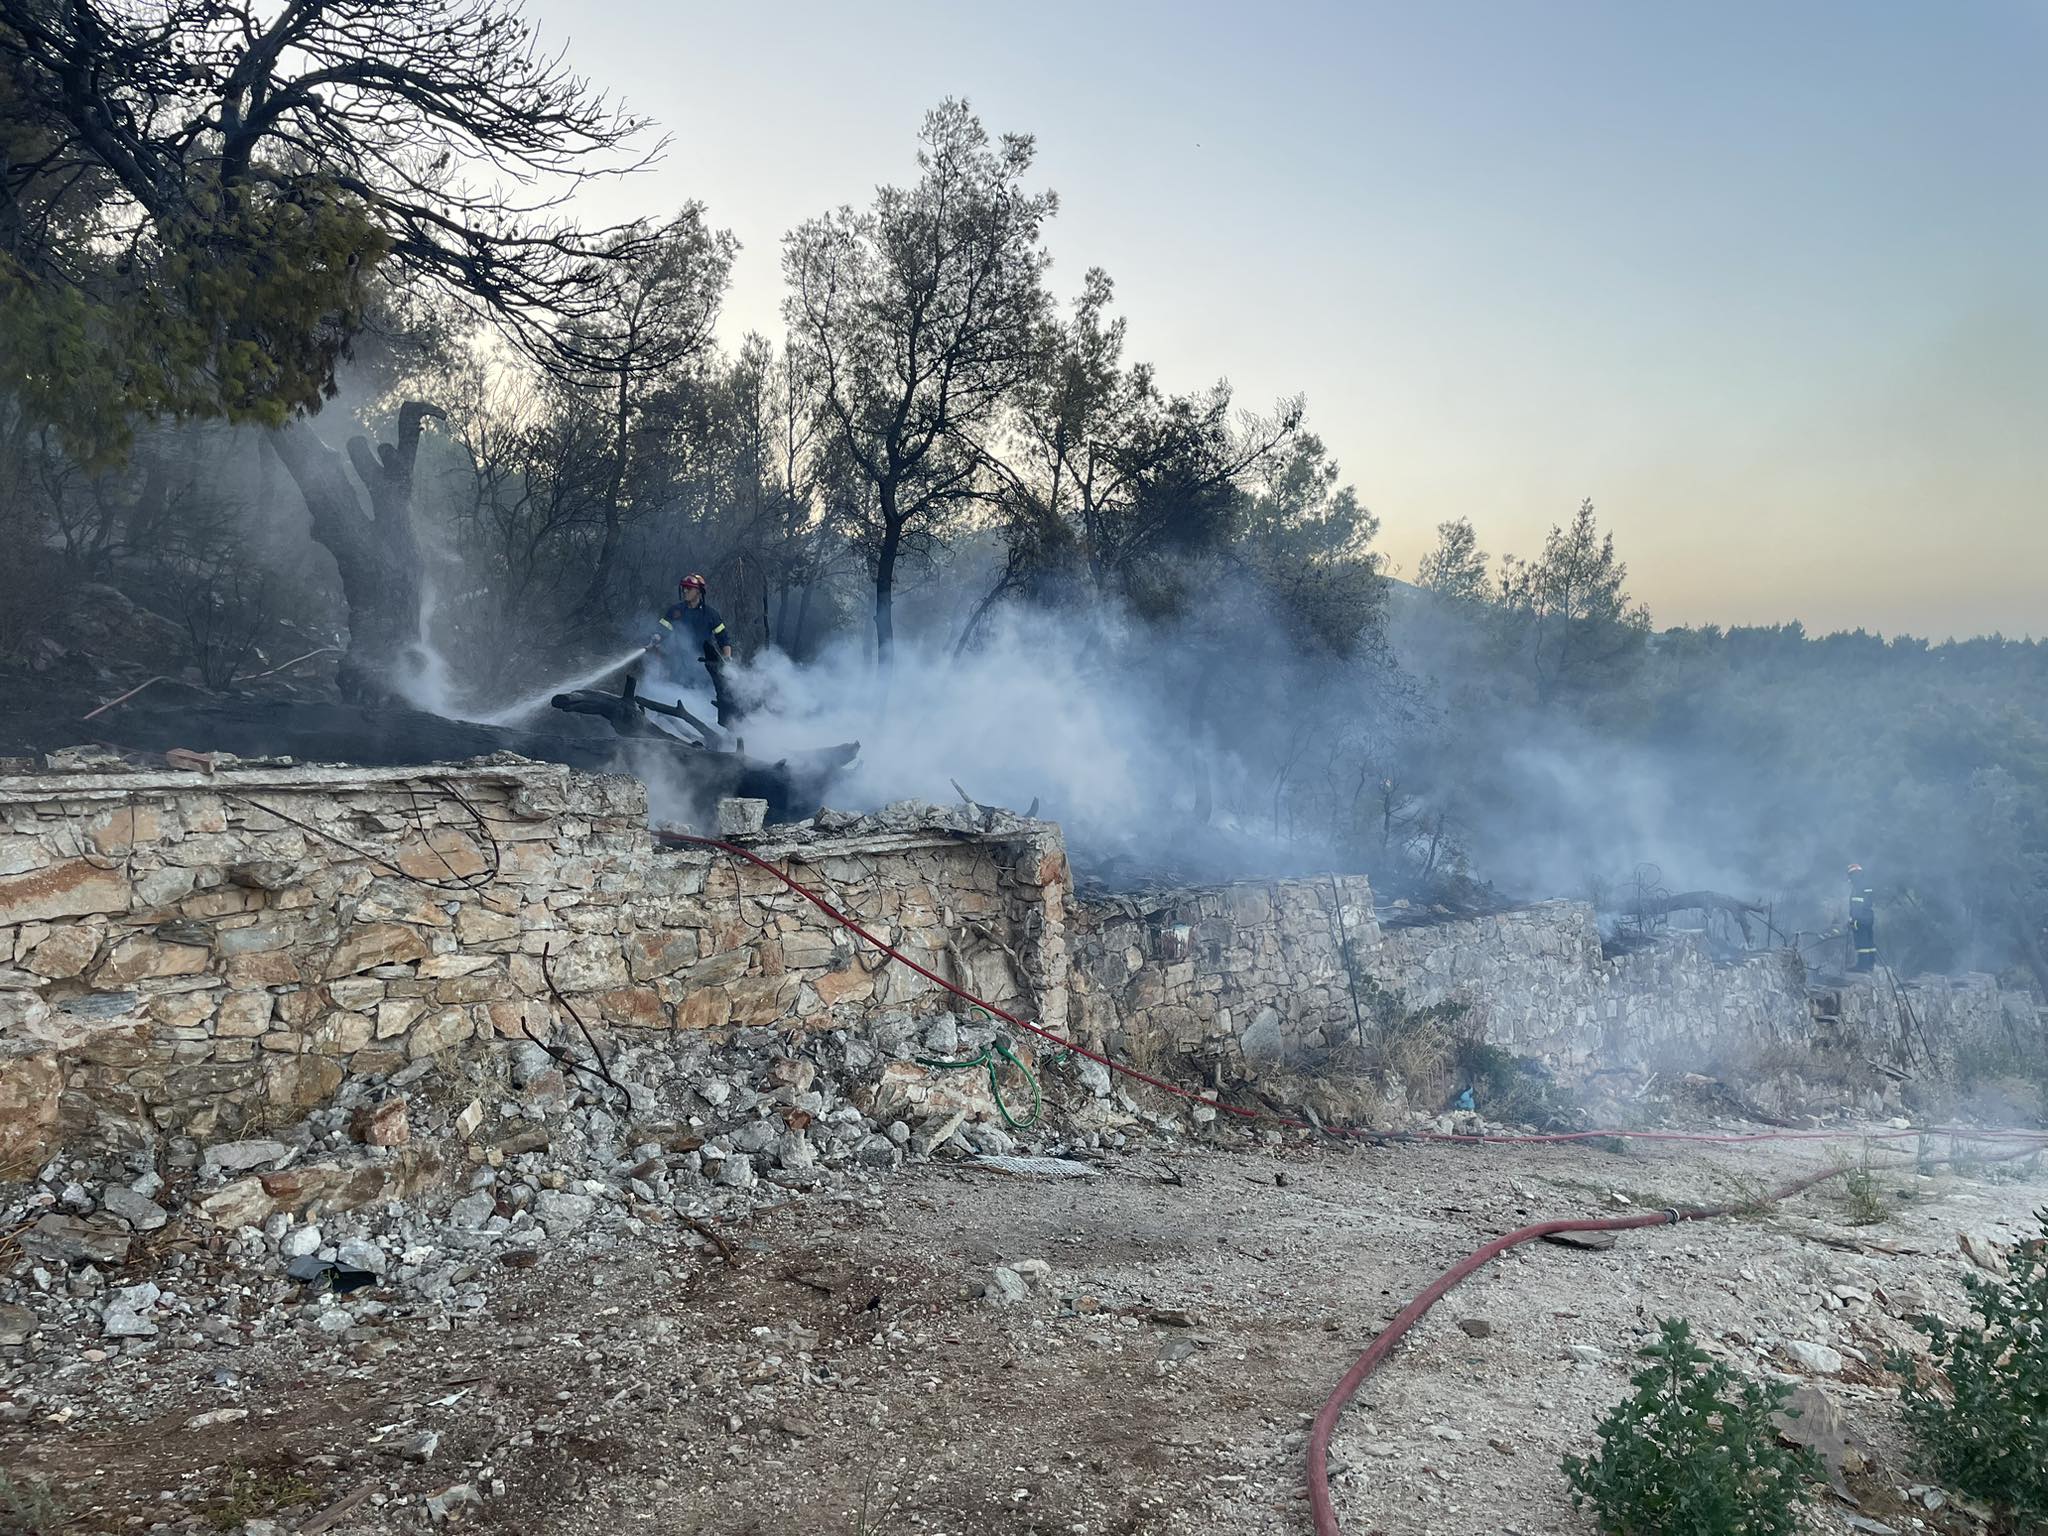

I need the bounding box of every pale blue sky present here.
[534,1,2047,639]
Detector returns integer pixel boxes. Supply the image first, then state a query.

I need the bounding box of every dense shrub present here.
[1565,1317,1818,1536]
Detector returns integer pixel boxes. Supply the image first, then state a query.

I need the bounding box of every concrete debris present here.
[715,797,769,837]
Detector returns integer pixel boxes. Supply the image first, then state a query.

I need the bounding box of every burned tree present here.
[0,0,677,688]
[265,400,442,702]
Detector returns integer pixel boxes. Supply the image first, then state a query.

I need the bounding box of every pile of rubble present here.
[0,1000,1186,1400]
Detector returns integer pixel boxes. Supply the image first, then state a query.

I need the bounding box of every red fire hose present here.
[1303,1145,2048,1536]
[669,834,2048,1535]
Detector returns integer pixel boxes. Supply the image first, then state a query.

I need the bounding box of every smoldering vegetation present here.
[2,43,2042,1003]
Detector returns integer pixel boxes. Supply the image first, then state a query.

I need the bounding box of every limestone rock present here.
[214,990,275,1037]
[407,1008,474,1060]
[25,923,101,978]
[532,1190,595,1235]
[351,1097,411,1147]
[1780,1340,1845,1375]
[326,923,430,978]
[101,1185,168,1232]
[196,1177,276,1229]
[93,935,209,987]
[715,798,768,837]
[202,1138,290,1173]
[23,1213,131,1267]
[0,858,131,925]
[627,927,701,982]
[546,936,630,994]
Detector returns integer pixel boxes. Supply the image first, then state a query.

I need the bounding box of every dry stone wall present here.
[0,762,1066,1165]
[1065,878,1375,1068]
[1068,876,2046,1088]
[3,755,2041,1165]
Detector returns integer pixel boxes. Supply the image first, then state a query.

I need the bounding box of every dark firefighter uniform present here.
[652,593,741,727]
[1848,867,1876,972]
[655,600,731,661]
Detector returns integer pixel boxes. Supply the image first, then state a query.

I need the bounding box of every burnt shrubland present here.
[1,3,2042,997]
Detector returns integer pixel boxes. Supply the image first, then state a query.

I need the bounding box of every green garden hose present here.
[914,1031,1043,1130]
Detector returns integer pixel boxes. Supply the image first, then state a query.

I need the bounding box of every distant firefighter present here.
[1847,864,1876,972]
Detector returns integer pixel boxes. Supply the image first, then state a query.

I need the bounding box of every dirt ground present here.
[5,1128,2046,1536]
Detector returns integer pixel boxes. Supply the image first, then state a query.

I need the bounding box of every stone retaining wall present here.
[4,758,2042,1164]
[1065,878,1375,1067]
[0,763,1065,1164]
[1066,876,2046,1086]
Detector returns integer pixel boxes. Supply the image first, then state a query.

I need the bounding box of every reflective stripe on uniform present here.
[659,619,673,629]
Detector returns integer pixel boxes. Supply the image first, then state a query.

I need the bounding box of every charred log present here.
[548,677,858,824]
[1634,889,1771,944]
[0,678,858,825]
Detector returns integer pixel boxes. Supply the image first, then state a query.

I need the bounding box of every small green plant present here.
[1565,1317,1819,1536]
[203,1463,320,1531]
[1713,1169,1778,1220]
[1840,1143,1888,1226]
[0,1471,65,1535]
[1341,974,1468,1103]
[1891,1207,2048,1528]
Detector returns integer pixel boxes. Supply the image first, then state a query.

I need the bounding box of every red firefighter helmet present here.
[679,573,707,592]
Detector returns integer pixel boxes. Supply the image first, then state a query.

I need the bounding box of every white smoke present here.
[642,606,1195,847]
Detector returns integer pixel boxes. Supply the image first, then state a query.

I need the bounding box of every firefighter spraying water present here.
[648,573,742,727]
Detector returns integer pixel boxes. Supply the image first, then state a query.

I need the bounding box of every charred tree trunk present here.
[269,402,444,703]
[873,496,902,670]
[1639,889,1770,944]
